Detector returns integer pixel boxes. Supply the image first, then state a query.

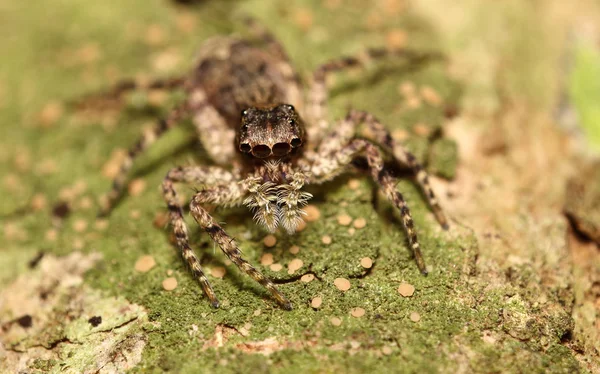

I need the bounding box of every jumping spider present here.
[92,18,448,310]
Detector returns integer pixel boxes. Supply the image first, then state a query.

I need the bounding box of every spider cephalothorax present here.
[92,18,447,310]
[238,104,305,158]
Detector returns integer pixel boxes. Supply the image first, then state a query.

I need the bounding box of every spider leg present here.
[99,101,190,216]
[347,110,448,229]
[73,76,185,111]
[188,184,292,310]
[162,165,239,308]
[306,48,442,147]
[307,137,429,275]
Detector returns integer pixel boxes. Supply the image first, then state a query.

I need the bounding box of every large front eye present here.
[239,143,251,153]
[252,145,271,158]
[290,137,302,148]
[272,142,291,156]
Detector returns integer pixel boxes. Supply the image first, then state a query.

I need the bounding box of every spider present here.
[91,18,449,310]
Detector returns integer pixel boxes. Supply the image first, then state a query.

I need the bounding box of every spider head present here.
[238,104,305,159]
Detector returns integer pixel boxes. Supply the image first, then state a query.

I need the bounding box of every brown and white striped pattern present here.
[99,102,190,216]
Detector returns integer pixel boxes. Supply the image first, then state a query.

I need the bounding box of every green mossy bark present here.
[1,0,598,373]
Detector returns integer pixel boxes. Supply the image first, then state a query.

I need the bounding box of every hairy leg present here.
[347,110,448,229]
[161,165,238,308]
[304,110,447,228]
[187,88,239,166]
[306,138,429,274]
[74,76,185,111]
[306,48,442,147]
[188,183,292,309]
[99,101,190,216]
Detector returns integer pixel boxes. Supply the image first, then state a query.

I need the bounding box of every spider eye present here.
[272,142,291,156]
[252,145,271,158]
[241,109,248,117]
[241,124,248,131]
[290,137,302,148]
[289,119,296,126]
[239,143,251,153]
[286,104,294,111]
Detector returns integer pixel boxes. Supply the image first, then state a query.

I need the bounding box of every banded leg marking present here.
[346,110,448,229]
[99,102,190,216]
[308,138,429,274]
[190,186,292,310]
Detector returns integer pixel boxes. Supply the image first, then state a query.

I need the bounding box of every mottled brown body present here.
[88,18,448,310]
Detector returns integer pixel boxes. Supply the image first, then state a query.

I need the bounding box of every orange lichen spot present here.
[4,223,26,241]
[295,219,307,232]
[128,178,146,197]
[289,245,300,255]
[269,263,283,272]
[413,123,432,137]
[253,309,262,317]
[211,267,226,278]
[324,0,342,9]
[337,214,352,226]
[409,311,421,322]
[144,24,166,46]
[304,205,321,222]
[77,43,101,64]
[420,85,442,106]
[78,196,93,210]
[360,257,373,269]
[102,149,126,179]
[153,212,169,228]
[263,234,277,247]
[351,307,366,318]
[334,278,351,291]
[382,346,393,355]
[176,13,196,33]
[73,219,88,233]
[3,173,19,191]
[147,90,168,106]
[294,8,314,31]
[135,255,156,273]
[30,193,47,211]
[162,277,178,291]
[301,274,315,283]
[392,129,410,141]
[288,259,304,274]
[151,49,181,73]
[95,219,109,231]
[260,253,274,266]
[321,235,332,245]
[130,210,141,220]
[167,269,173,276]
[311,297,323,309]
[45,229,58,242]
[14,150,31,171]
[347,179,361,190]
[398,81,416,97]
[384,0,405,14]
[330,317,342,326]
[39,101,64,128]
[398,283,415,297]
[353,218,367,229]
[405,96,422,109]
[386,29,408,49]
[348,228,356,236]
